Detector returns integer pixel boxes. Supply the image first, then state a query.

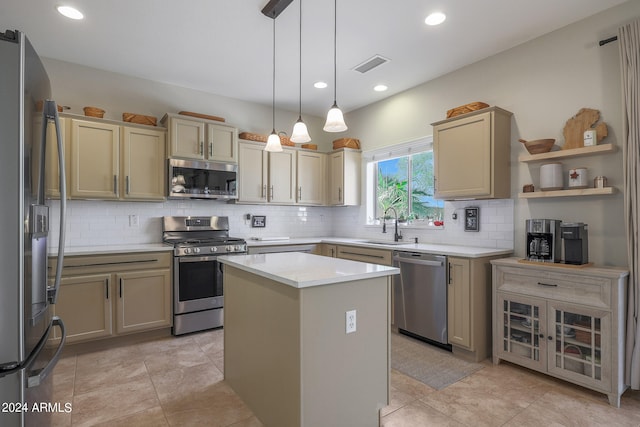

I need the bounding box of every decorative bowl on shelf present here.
[519,138,555,154]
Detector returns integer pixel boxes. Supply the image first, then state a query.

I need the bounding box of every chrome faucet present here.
[382,207,402,242]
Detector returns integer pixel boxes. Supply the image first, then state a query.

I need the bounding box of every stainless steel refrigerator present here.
[0,29,67,427]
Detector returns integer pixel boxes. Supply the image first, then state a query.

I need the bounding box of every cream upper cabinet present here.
[432,107,512,200]
[238,141,268,202]
[328,149,360,206]
[163,113,238,163]
[296,151,325,205]
[121,126,166,200]
[237,141,296,204]
[70,119,120,199]
[269,148,297,204]
[207,122,238,163]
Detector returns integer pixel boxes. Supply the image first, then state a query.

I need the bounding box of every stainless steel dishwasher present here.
[392,251,450,349]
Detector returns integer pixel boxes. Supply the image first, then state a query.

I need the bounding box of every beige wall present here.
[42,58,333,152]
[345,2,640,267]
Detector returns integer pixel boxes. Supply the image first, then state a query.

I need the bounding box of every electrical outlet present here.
[129,214,139,227]
[346,310,356,334]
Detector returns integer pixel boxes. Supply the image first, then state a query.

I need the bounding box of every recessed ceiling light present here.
[314,81,328,89]
[374,84,388,92]
[425,12,446,26]
[56,5,84,20]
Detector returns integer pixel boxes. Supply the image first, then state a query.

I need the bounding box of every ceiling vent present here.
[352,55,390,74]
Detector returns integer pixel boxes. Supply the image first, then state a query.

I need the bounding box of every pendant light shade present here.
[265,130,283,152]
[265,17,283,152]
[323,0,347,133]
[291,118,311,143]
[290,0,311,143]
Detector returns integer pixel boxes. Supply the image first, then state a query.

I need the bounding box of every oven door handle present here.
[178,255,220,263]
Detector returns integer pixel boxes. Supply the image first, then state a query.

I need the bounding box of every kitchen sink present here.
[361,240,410,246]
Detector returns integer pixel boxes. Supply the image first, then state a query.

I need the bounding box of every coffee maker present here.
[526,219,561,262]
[561,223,589,265]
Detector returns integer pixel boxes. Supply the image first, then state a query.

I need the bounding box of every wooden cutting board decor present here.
[562,108,608,150]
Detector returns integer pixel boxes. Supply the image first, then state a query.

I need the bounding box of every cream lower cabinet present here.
[447,256,501,362]
[237,141,296,204]
[491,258,628,407]
[321,244,338,258]
[50,252,172,344]
[336,245,392,266]
[69,117,166,201]
[432,107,512,199]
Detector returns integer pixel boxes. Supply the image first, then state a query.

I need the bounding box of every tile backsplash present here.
[46,199,514,250]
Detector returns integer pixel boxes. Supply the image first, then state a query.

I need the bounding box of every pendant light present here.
[323,0,347,132]
[265,17,283,152]
[290,0,311,143]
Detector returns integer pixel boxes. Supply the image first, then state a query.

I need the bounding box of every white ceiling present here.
[1,0,628,118]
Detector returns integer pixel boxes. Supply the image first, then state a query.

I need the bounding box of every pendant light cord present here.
[333,0,337,104]
[272,17,276,132]
[298,0,302,117]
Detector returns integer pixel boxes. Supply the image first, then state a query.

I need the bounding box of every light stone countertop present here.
[218,252,399,289]
[247,237,512,258]
[51,243,172,257]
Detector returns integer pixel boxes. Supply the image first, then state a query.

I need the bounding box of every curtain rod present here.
[599,36,618,46]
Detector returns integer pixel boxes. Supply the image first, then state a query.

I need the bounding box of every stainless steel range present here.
[162,216,246,335]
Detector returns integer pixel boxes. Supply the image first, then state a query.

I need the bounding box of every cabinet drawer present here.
[494,265,610,309]
[336,245,392,266]
[49,251,172,277]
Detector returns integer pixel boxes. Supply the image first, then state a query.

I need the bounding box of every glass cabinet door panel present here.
[498,295,546,366]
[549,302,609,386]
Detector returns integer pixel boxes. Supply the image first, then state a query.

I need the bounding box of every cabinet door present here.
[121,126,166,200]
[53,274,113,343]
[238,142,268,202]
[207,123,238,163]
[168,117,205,160]
[296,151,325,205]
[269,148,297,204]
[495,292,547,372]
[322,244,338,258]
[328,151,344,205]
[70,119,120,199]
[547,302,611,390]
[44,117,69,199]
[434,111,491,198]
[115,269,172,334]
[447,257,471,349]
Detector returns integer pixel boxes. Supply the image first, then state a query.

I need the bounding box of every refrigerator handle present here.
[0,316,66,381]
[43,100,66,305]
[26,316,66,388]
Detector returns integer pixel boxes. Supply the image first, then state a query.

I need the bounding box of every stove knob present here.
[184,248,191,254]
[211,247,217,253]
[194,247,200,253]
[226,245,233,252]
[235,245,243,251]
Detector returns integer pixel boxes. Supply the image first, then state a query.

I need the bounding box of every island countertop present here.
[218,252,399,289]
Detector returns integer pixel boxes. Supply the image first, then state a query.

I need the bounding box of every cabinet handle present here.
[548,335,553,341]
[330,248,335,257]
[338,187,342,202]
[261,184,266,199]
[199,141,204,155]
[537,282,558,287]
[113,175,118,195]
[448,263,452,284]
[298,187,302,200]
[105,279,109,299]
[539,333,545,338]
[119,278,123,298]
[270,185,274,199]
[125,176,130,195]
[209,142,213,157]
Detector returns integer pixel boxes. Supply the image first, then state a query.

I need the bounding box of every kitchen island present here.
[218,252,399,427]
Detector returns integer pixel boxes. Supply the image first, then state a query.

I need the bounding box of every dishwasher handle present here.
[392,254,444,267]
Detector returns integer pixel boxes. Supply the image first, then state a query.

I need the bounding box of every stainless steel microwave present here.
[168,158,237,200]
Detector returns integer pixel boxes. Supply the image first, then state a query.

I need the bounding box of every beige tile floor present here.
[50,329,640,426]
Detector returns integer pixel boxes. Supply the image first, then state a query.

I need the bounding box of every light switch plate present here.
[464,207,479,232]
